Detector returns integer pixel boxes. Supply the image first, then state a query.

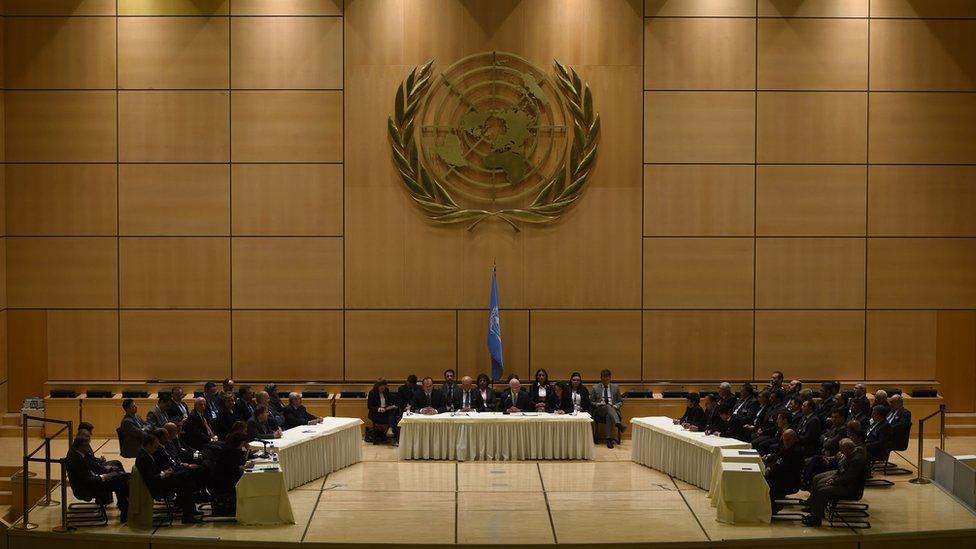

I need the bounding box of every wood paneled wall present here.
[2,0,975,411]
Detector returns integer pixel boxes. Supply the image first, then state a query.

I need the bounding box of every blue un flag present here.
[487,268,504,381]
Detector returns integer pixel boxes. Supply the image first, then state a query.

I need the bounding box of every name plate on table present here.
[737,450,759,456]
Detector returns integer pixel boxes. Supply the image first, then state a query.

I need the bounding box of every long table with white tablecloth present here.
[630,416,751,489]
[248,417,363,490]
[398,411,594,461]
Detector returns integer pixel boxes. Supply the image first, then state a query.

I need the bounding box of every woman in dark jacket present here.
[475,373,497,412]
[366,379,399,444]
[529,369,553,411]
[546,382,573,414]
[567,372,592,413]
[675,392,706,430]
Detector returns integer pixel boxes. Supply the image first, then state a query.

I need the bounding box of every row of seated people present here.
[366,368,626,447]
[674,374,911,527]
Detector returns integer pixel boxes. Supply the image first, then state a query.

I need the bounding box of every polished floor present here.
[5,436,976,548]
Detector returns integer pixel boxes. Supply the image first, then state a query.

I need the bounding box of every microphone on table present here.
[253,439,276,461]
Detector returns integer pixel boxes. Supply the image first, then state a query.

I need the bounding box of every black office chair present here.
[826,480,871,529]
[65,468,110,527]
[873,423,912,476]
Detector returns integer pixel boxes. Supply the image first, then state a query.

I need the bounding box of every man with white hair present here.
[717,381,736,408]
[873,389,889,408]
[886,394,912,449]
[500,375,533,414]
[454,376,482,412]
[282,392,323,428]
[803,438,868,526]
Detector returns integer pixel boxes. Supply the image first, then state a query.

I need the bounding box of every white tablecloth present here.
[236,465,295,525]
[709,447,766,499]
[630,416,751,489]
[713,462,771,524]
[398,412,594,461]
[249,417,363,489]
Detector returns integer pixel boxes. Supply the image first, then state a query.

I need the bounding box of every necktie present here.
[604,386,609,404]
[464,392,469,408]
[201,412,214,437]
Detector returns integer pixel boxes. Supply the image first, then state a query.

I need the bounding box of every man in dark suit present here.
[591,369,625,447]
[864,405,892,462]
[203,381,220,421]
[803,438,869,526]
[743,389,770,439]
[796,400,823,457]
[146,394,173,429]
[453,376,483,412]
[848,384,869,416]
[886,395,912,450]
[716,405,749,442]
[247,405,283,441]
[765,429,805,513]
[500,376,534,414]
[815,381,840,424]
[440,369,459,412]
[135,431,201,523]
[66,431,129,522]
[751,390,785,443]
[397,375,420,410]
[182,397,217,451]
[255,391,284,430]
[732,383,759,421]
[283,392,323,428]
[118,399,149,459]
[167,386,189,423]
[234,385,257,421]
[717,382,736,409]
[698,394,721,433]
[411,377,445,414]
[768,370,784,393]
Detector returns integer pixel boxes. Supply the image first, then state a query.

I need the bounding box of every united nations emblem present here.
[388,51,600,231]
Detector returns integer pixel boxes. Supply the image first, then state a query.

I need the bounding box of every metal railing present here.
[909,404,946,485]
[11,414,74,532]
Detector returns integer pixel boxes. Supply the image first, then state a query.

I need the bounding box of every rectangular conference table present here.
[399,411,594,461]
[630,416,751,489]
[249,417,363,490]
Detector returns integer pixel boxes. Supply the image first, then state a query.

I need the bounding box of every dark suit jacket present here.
[546,392,573,414]
[821,425,847,455]
[833,446,869,489]
[234,400,256,421]
[796,413,823,456]
[453,388,483,411]
[756,404,785,436]
[499,389,534,413]
[66,449,105,502]
[815,397,837,424]
[119,414,148,458]
[475,388,497,412]
[212,445,246,497]
[702,407,721,431]
[748,404,769,428]
[865,419,892,460]
[216,404,249,439]
[396,384,419,408]
[411,390,446,412]
[567,387,592,413]
[283,404,318,429]
[732,396,759,420]
[887,408,912,450]
[183,411,215,450]
[135,449,170,499]
[765,443,805,496]
[529,382,553,405]
[719,415,749,442]
[367,389,398,413]
[146,405,170,429]
[439,384,459,410]
[167,400,189,422]
[679,405,705,429]
[247,417,278,440]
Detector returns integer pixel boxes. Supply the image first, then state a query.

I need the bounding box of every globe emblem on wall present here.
[388,51,600,231]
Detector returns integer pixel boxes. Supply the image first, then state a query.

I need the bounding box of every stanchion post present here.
[910,418,931,485]
[52,463,72,533]
[41,438,59,506]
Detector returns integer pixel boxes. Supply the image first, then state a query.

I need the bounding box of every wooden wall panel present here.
[46,310,119,381]
[457,310,529,382]
[5,164,117,236]
[870,0,976,18]
[936,311,976,413]
[120,310,230,380]
[871,20,976,91]
[530,311,642,381]
[231,17,342,89]
[231,91,342,162]
[118,17,229,89]
[119,91,230,162]
[231,238,342,309]
[344,311,456,381]
[643,165,754,237]
[119,164,230,236]
[868,239,976,309]
[644,238,754,309]
[118,0,228,16]
[0,312,6,384]
[231,0,343,15]
[7,237,118,308]
[758,19,868,90]
[867,311,937,381]
[232,311,342,381]
[4,17,116,89]
[4,0,117,15]
[120,238,231,308]
[756,166,866,237]
[232,164,342,236]
[644,92,755,163]
[5,91,117,162]
[643,311,754,381]
[869,93,976,164]
[757,92,867,163]
[757,238,865,309]
[758,0,868,17]
[644,18,755,90]
[755,311,865,380]
[868,166,976,237]
[7,311,48,413]
[644,0,756,16]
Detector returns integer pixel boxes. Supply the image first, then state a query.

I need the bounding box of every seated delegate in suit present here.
[283,392,324,428]
[119,399,150,459]
[247,405,283,441]
[796,400,823,458]
[732,383,759,421]
[546,382,573,414]
[454,376,483,413]
[714,405,749,442]
[255,390,284,431]
[500,376,534,413]
[397,375,420,410]
[135,431,201,523]
[803,438,869,526]
[864,405,892,462]
[234,385,257,421]
[77,421,125,475]
[167,386,190,423]
[764,429,805,513]
[696,394,721,433]
[66,431,130,522]
[717,382,737,409]
[529,368,553,412]
[211,432,253,516]
[265,384,287,424]
[591,369,625,448]
[674,392,705,431]
[411,377,446,414]
[147,394,174,429]
[215,392,248,439]
[800,410,853,490]
[742,389,771,439]
[567,372,592,413]
[755,411,793,456]
[183,397,218,451]
[475,374,497,412]
[367,379,400,442]
[440,369,459,412]
[886,395,912,450]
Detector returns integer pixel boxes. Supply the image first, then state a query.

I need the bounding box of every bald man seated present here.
[765,429,805,513]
